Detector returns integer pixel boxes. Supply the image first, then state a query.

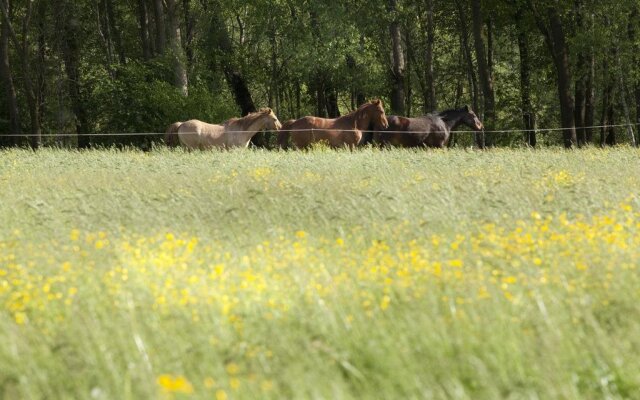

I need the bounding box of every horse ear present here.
[261,107,272,114]
[465,105,470,112]
[372,99,380,105]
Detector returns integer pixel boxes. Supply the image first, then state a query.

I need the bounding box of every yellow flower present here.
[156,374,194,394]
[380,295,391,311]
[14,312,27,325]
[215,389,228,400]
[225,362,239,375]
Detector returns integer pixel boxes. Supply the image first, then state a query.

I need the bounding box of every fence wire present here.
[1,122,638,137]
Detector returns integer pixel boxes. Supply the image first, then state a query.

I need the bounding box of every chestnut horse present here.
[277,100,389,149]
[164,121,182,147]
[368,106,484,148]
[178,108,282,149]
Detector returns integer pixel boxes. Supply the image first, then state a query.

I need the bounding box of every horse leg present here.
[277,131,290,149]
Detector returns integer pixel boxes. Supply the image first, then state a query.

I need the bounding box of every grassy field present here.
[1,146,640,399]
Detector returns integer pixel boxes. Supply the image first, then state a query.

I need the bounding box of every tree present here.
[388,0,406,115]
[423,0,437,113]
[56,0,91,148]
[153,0,165,55]
[0,0,41,148]
[514,0,535,146]
[135,0,152,60]
[166,0,188,96]
[530,2,576,148]
[471,0,494,147]
[0,0,19,147]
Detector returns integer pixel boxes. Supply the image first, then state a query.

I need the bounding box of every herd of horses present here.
[164,100,485,150]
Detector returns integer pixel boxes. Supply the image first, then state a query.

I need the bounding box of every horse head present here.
[258,108,283,131]
[462,105,484,131]
[364,99,389,130]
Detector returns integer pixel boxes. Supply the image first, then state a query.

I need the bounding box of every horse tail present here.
[165,122,182,147]
[277,120,295,149]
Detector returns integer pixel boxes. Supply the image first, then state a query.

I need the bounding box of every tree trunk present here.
[97,0,114,66]
[584,49,595,143]
[388,0,405,115]
[471,0,494,147]
[574,57,587,145]
[57,1,91,148]
[532,4,576,148]
[423,0,436,113]
[137,0,152,60]
[631,6,640,146]
[605,106,616,146]
[326,89,340,118]
[0,0,19,147]
[105,0,125,64]
[346,53,366,110]
[600,73,615,147]
[309,9,328,118]
[0,0,41,147]
[313,77,327,117]
[550,9,576,148]
[455,0,481,147]
[614,45,636,146]
[487,16,494,83]
[515,4,535,147]
[227,70,257,116]
[455,0,478,113]
[166,0,188,96]
[573,0,587,146]
[601,98,616,147]
[209,2,256,116]
[183,0,195,67]
[153,0,165,54]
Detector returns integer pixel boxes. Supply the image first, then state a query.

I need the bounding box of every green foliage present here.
[1,0,639,146]
[88,61,237,137]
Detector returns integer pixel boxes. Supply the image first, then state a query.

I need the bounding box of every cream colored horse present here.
[178,108,282,149]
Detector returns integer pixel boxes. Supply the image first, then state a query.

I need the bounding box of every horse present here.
[164,122,182,147]
[177,108,282,149]
[370,106,484,148]
[277,100,389,149]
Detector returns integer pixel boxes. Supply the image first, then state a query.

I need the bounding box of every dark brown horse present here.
[277,100,389,149]
[367,106,484,148]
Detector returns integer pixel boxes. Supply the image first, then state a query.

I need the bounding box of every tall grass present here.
[1,147,639,399]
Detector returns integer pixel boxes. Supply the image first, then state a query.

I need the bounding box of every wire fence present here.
[1,122,638,137]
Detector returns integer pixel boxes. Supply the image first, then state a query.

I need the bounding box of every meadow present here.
[1,146,639,399]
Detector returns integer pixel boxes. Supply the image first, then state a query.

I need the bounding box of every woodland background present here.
[0,0,639,148]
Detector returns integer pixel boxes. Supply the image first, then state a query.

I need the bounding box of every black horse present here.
[361,106,484,148]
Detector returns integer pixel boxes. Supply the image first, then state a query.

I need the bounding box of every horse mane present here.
[223,108,272,125]
[437,107,463,116]
[437,105,473,117]
[343,99,382,117]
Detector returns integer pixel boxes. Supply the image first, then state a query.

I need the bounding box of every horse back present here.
[374,115,449,148]
[374,116,422,147]
[178,119,225,149]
